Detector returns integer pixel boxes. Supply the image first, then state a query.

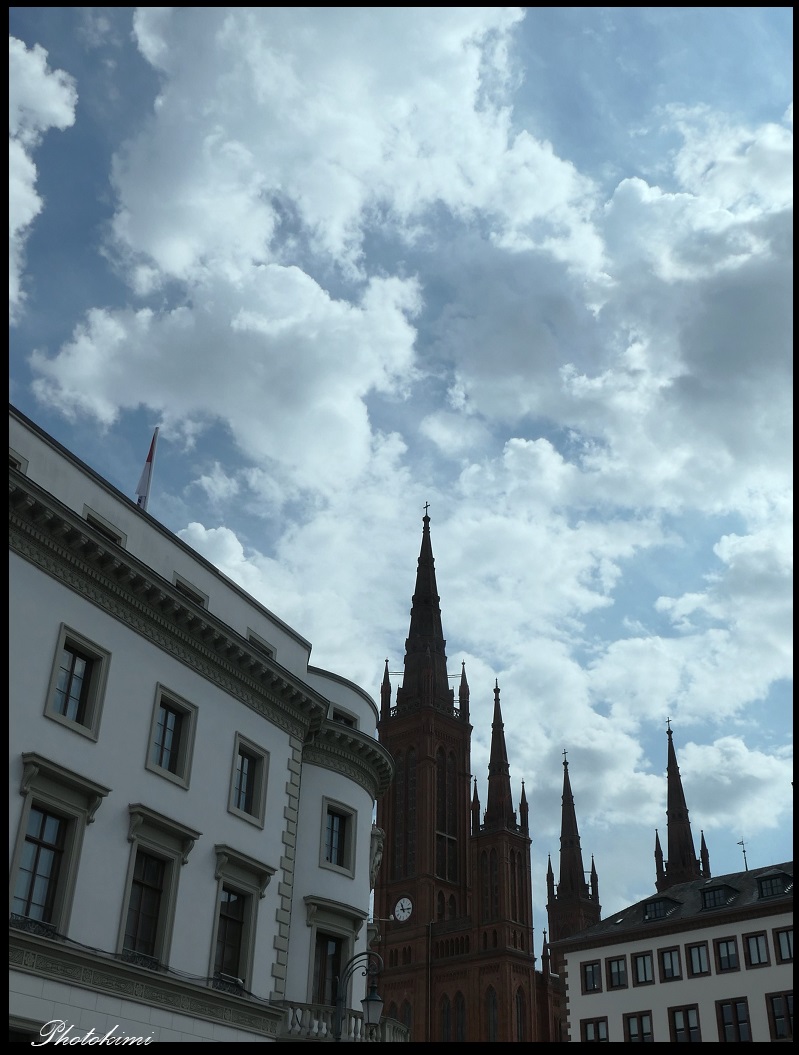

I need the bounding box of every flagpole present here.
[136,427,159,512]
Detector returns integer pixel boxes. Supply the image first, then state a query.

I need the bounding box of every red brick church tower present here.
[374,511,549,1041]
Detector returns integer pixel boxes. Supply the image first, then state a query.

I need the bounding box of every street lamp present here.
[333,950,385,1042]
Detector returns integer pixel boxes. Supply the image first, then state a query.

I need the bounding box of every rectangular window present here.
[624,1012,653,1043]
[581,1018,608,1042]
[633,952,654,986]
[214,886,246,983]
[10,754,110,936]
[124,850,166,959]
[44,625,110,740]
[228,734,269,826]
[247,630,275,659]
[83,507,126,546]
[331,709,356,727]
[669,1005,701,1043]
[119,804,199,969]
[211,844,274,992]
[774,928,793,963]
[12,807,65,924]
[758,875,785,897]
[714,937,740,973]
[701,886,727,909]
[313,932,344,1006]
[659,946,682,981]
[320,798,357,877]
[146,687,198,789]
[716,998,751,1042]
[607,955,628,989]
[173,574,208,608]
[686,942,710,977]
[766,992,793,1041]
[743,931,769,968]
[643,898,669,919]
[582,960,602,993]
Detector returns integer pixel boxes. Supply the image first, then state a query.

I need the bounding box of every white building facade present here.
[551,863,793,1043]
[9,406,402,1043]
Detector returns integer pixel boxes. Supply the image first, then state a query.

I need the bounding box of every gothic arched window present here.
[485,986,498,1042]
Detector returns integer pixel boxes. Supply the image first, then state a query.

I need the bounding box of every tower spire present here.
[656,722,710,891]
[483,681,516,828]
[395,507,454,714]
[557,751,589,896]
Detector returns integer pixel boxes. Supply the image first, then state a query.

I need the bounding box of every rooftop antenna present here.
[737,839,749,871]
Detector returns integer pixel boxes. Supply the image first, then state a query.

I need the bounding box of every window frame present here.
[623,1011,653,1042]
[658,945,682,982]
[686,941,711,978]
[713,935,741,973]
[209,843,275,991]
[632,950,655,987]
[581,1017,609,1042]
[145,685,198,789]
[10,753,110,935]
[43,624,111,741]
[173,573,208,609]
[303,895,365,1006]
[117,803,200,969]
[773,926,793,964]
[581,959,603,994]
[320,797,357,878]
[766,991,794,1042]
[82,505,127,547]
[715,997,752,1042]
[742,929,770,969]
[669,1003,701,1043]
[606,954,628,990]
[227,732,269,827]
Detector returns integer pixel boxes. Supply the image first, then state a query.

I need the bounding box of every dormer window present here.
[643,899,670,921]
[758,874,789,898]
[700,883,738,910]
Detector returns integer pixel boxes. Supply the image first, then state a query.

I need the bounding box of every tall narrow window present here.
[633,952,654,985]
[607,956,628,989]
[124,850,165,960]
[490,849,499,919]
[659,947,682,981]
[743,932,769,967]
[454,992,466,1042]
[582,961,602,993]
[435,749,457,881]
[687,942,710,977]
[146,687,197,789]
[716,998,751,1042]
[321,798,357,877]
[714,937,740,972]
[669,1005,701,1043]
[624,1012,653,1042]
[313,932,343,1006]
[441,995,451,1041]
[767,992,793,1041]
[44,626,110,740]
[393,752,405,879]
[10,754,109,937]
[215,886,246,980]
[12,807,65,923]
[775,928,793,963]
[228,734,268,826]
[485,987,498,1042]
[515,988,526,1041]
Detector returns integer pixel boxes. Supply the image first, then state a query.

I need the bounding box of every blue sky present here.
[9,8,792,941]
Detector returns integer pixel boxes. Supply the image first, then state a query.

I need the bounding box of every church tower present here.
[545,754,601,974]
[655,723,711,891]
[374,511,542,1042]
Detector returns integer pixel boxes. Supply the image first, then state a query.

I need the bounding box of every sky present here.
[9,8,793,947]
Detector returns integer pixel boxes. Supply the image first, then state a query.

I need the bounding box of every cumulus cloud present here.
[9,36,77,320]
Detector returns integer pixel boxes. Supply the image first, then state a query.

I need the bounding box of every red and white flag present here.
[135,427,159,511]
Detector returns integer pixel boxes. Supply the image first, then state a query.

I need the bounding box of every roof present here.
[550,861,793,952]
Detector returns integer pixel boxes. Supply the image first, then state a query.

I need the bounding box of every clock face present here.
[393,896,413,922]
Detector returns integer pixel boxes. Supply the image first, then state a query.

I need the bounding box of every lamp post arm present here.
[333,950,385,1042]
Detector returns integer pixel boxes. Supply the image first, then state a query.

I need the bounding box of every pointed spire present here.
[483,681,516,829]
[519,778,529,835]
[396,508,455,715]
[657,723,704,891]
[700,829,711,878]
[655,828,665,886]
[471,776,481,833]
[458,660,470,721]
[557,751,588,896]
[546,853,555,899]
[590,854,599,902]
[380,658,391,720]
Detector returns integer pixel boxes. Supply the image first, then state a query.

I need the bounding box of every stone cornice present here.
[305,723,395,800]
[9,926,282,1037]
[10,472,327,741]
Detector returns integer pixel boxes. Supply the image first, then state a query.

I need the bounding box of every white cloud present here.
[9,36,77,320]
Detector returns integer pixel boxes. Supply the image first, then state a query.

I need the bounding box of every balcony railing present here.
[278,1001,410,1042]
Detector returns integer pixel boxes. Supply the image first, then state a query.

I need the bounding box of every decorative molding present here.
[214,844,276,899]
[20,753,111,823]
[9,928,281,1037]
[128,803,201,865]
[305,724,394,800]
[9,480,328,742]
